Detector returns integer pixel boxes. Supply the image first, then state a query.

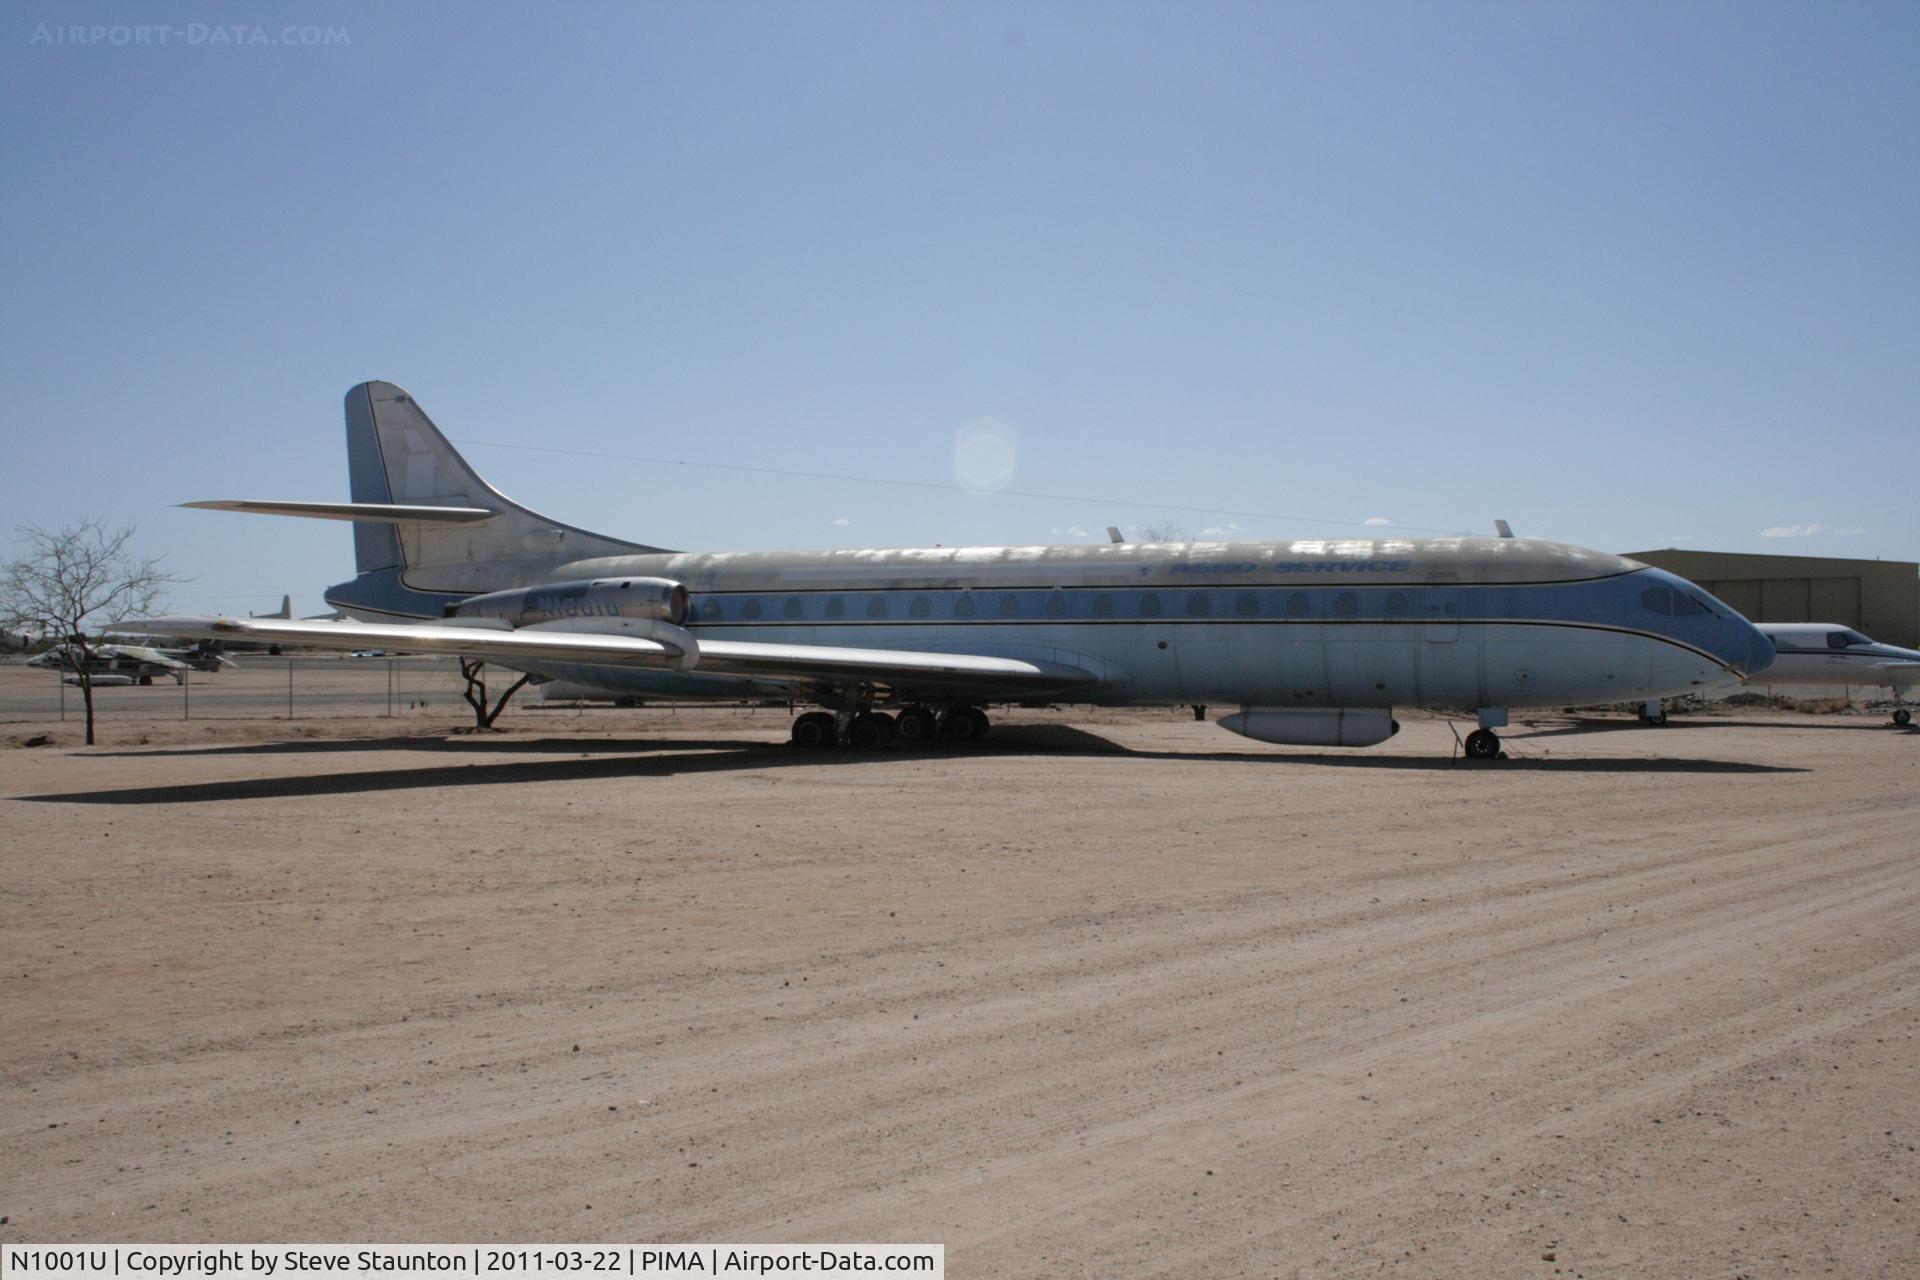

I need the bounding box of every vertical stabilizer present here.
[339,381,662,596]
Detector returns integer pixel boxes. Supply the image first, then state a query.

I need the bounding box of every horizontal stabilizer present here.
[182,500,498,524]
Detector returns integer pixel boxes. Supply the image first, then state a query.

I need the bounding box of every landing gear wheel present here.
[1638,710,1668,726]
[1464,728,1502,760]
[941,706,990,742]
[1895,708,1912,727]
[137,674,153,686]
[847,711,896,749]
[790,711,838,749]
[895,705,938,743]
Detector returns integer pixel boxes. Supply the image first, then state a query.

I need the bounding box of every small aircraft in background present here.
[1752,623,1920,725]
[28,639,234,684]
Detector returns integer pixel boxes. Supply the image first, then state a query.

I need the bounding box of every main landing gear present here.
[789,704,991,749]
[1895,707,1912,727]
[1637,699,1669,726]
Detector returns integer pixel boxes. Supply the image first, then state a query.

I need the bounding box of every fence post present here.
[287,658,294,720]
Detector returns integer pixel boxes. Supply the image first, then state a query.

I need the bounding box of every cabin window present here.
[1285,593,1309,618]
[742,597,763,620]
[1045,592,1067,618]
[1235,592,1259,617]
[955,594,977,618]
[866,596,888,619]
[1186,592,1211,617]
[1386,591,1410,617]
[783,597,803,620]
[699,599,723,621]
[1140,593,1163,618]
[1092,593,1115,617]
[1334,592,1358,617]
[999,593,1021,618]
[910,596,930,619]
[825,597,846,619]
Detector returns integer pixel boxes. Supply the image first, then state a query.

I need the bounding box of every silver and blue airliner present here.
[144,381,1775,759]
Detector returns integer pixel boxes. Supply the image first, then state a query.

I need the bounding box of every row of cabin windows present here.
[695,589,1451,623]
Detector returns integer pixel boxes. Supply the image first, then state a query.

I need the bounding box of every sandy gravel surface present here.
[3,675,1917,1277]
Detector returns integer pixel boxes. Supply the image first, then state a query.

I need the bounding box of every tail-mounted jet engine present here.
[447,577,697,669]
[449,577,690,626]
[1219,707,1400,748]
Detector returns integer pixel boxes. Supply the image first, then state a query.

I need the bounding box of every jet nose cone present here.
[1739,627,1775,678]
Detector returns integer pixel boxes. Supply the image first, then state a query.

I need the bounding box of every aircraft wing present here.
[689,639,1093,690]
[127,616,1095,693]
[96,644,191,670]
[129,616,686,668]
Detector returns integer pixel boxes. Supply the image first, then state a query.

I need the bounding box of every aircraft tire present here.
[895,706,938,743]
[1894,708,1912,727]
[1638,710,1668,726]
[1464,728,1502,760]
[138,674,153,686]
[943,706,989,742]
[848,712,896,749]
[790,711,838,749]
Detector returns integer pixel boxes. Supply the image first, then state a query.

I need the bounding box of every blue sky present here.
[3,1,1914,615]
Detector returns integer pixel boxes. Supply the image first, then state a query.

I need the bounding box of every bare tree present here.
[458,658,532,731]
[1,519,181,744]
[1140,521,1191,542]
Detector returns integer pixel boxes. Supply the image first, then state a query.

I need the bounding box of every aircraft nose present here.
[1737,625,1775,678]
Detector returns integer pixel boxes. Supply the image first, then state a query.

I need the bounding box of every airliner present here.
[139,381,1775,759]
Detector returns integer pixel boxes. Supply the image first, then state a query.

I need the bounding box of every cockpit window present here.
[1670,592,1708,617]
[1639,586,1673,616]
[1828,630,1872,648]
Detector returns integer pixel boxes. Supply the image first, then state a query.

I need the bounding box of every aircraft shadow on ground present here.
[1508,716,1907,740]
[86,735,773,759]
[23,722,1801,804]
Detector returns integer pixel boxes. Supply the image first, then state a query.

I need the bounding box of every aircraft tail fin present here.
[340,380,663,591]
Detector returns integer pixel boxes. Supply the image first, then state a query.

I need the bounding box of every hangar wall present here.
[1624,549,1919,648]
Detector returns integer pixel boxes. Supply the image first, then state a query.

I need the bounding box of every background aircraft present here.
[138,381,1774,760]
[25,641,229,684]
[1751,623,1920,725]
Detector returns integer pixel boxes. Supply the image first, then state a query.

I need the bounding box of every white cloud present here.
[1049,526,1092,539]
[1363,516,1392,527]
[1760,522,1825,538]
[830,516,850,527]
[1832,526,1868,536]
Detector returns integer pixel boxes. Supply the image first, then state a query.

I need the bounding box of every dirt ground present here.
[3,664,1917,1277]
